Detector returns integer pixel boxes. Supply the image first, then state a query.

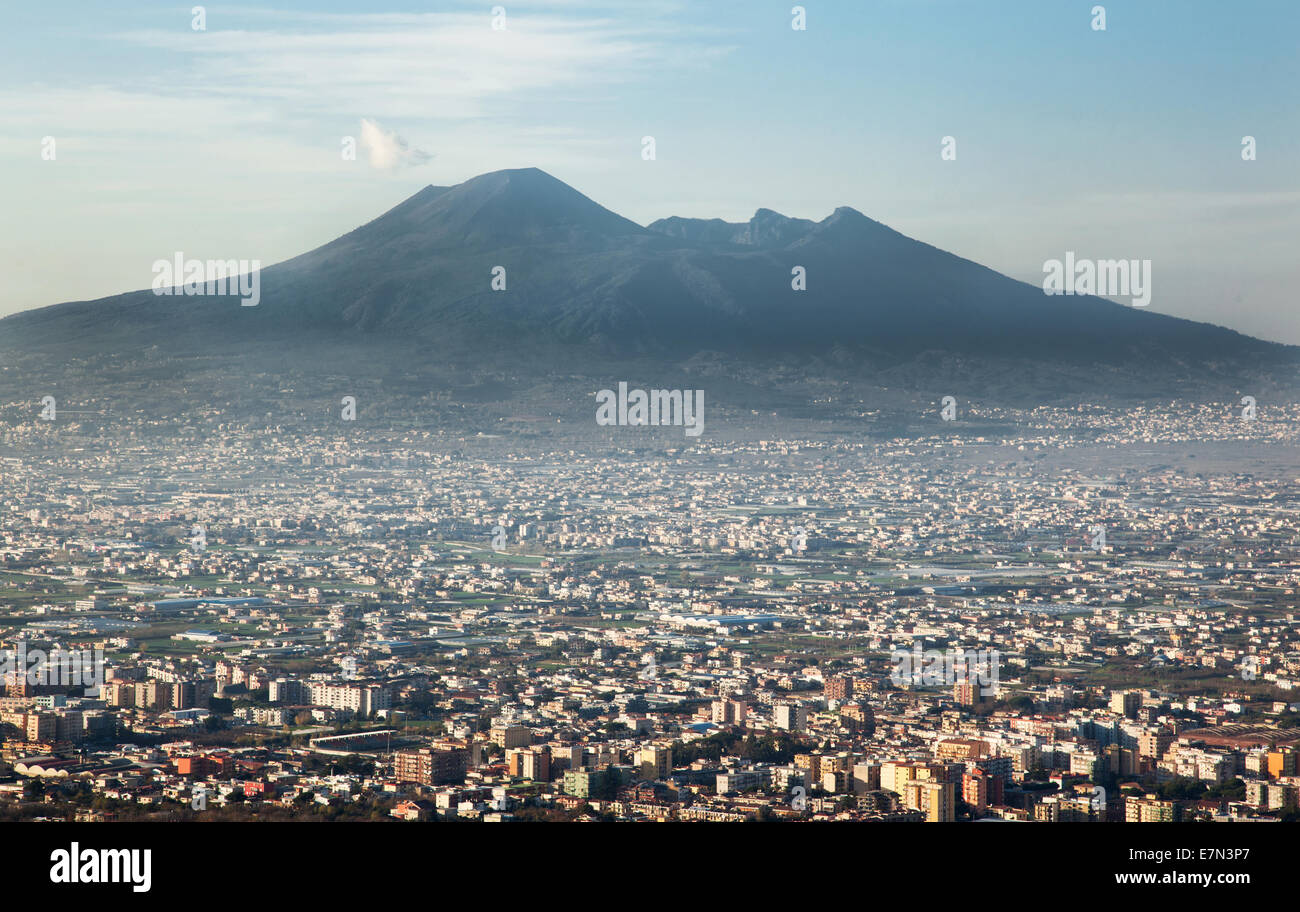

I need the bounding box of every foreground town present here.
[1,394,1298,823]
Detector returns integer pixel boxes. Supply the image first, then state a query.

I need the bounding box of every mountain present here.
[647,208,817,247]
[2,167,1294,395]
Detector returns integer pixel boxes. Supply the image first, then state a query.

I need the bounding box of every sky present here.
[3,0,1298,343]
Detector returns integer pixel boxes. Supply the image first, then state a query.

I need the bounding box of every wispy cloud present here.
[1,9,732,170]
[107,11,728,120]
[358,118,431,170]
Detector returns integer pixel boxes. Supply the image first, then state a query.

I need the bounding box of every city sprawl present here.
[1,397,1299,823]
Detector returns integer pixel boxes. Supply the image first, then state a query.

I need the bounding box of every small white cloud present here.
[359,118,431,170]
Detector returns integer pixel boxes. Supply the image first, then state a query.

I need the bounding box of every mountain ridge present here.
[2,168,1293,390]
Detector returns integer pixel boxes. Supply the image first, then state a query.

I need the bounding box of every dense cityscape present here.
[1,397,1297,824]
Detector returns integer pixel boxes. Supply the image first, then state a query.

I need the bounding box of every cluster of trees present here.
[1150,776,1246,802]
[672,731,805,765]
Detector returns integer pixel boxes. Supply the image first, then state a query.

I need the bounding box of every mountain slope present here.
[1,167,1292,375]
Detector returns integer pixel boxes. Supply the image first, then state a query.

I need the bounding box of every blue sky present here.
[4,0,1298,342]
